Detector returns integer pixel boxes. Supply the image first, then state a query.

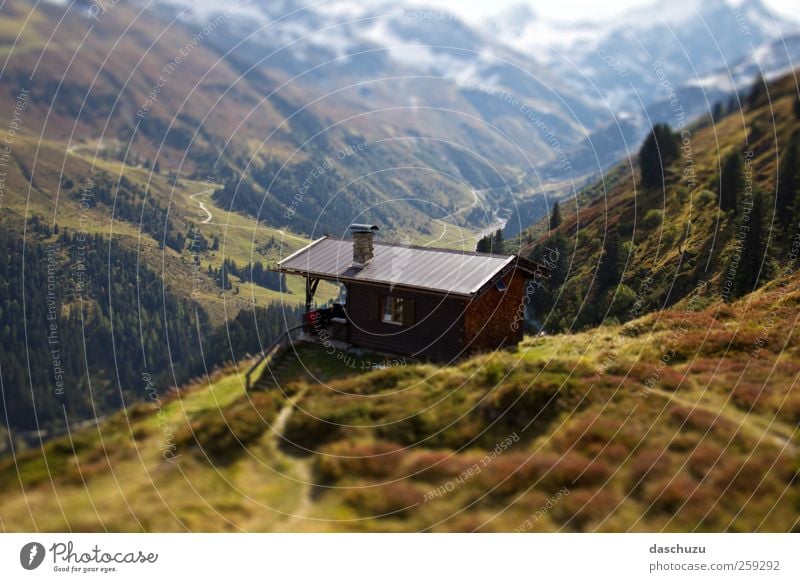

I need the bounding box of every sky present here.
[421,0,799,23]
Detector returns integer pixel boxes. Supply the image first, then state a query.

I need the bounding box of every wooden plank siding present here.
[345,282,467,361]
[463,270,526,352]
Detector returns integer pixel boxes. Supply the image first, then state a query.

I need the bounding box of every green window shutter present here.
[402,299,415,326]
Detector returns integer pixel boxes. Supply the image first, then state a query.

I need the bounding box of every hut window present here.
[382,295,404,324]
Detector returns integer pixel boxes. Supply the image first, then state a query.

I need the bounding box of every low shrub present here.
[175,391,282,463]
[668,405,720,433]
[535,453,614,490]
[479,377,563,435]
[343,481,425,518]
[556,413,638,458]
[643,209,663,229]
[403,451,484,483]
[316,441,406,482]
[554,487,618,531]
[643,473,698,515]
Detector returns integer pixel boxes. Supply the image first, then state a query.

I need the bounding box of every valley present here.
[0,0,799,534]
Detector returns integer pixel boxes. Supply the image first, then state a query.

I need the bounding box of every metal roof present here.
[277,236,520,297]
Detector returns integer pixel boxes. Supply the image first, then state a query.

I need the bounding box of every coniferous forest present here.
[0,226,300,435]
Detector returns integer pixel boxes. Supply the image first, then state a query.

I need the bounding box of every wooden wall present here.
[346,282,466,361]
[463,271,526,353]
[344,270,527,360]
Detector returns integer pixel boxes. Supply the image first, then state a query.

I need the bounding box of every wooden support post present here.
[305,277,320,312]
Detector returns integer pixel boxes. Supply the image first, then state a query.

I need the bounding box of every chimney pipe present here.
[350,224,379,267]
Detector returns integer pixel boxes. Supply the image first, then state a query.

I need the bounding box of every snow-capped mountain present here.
[32,0,800,222]
[159,0,798,171]
[500,0,799,115]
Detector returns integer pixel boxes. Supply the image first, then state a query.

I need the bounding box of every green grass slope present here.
[1,268,797,532]
[519,71,800,332]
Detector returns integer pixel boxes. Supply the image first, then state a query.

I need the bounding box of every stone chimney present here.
[350,224,379,267]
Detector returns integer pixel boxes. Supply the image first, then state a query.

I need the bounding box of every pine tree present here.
[597,231,622,291]
[747,73,767,109]
[776,131,800,230]
[712,101,725,123]
[639,124,679,190]
[493,228,504,251]
[720,151,743,213]
[549,201,562,230]
[526,231,569,333]
[733,190,768,297]
[727,96,738,115]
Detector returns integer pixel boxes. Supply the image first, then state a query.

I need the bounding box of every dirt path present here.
[649,387,797,456]
[270,388,315,531]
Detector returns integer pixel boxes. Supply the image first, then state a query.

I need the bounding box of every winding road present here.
[190,190,214,224]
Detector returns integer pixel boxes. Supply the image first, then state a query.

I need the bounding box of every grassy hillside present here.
[519,71,800,332]
[0,0,516,448]
[1,132,494,324]
[1,268,797,532]
[0,135,321,324]
[2,7,798,534]
[0,0,572,240]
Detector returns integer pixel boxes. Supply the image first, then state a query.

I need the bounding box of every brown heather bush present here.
[443,513,496,532]
[554,487,619,531]
[592,373,641,391]
[343,481,425,518]
[627,450,673,497]
[598,443,631,464]
[315,440,406,482]
[474,453,542,499]
[710,451,796,496]
[608,361,650,382]
[402,451,484,482]
[669,433,701,452]
[656,367,687,391]
[699,330,763,356]
[556,413,639,458]
[687,443,724,479]
[779,393,800,424]
[670,482,725,530]
[643,472,699,515]
[683,358,723,376]
[713,304,736,321]
[731,382,769,411]
[534,452,614,490]
[668,405,720,433]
